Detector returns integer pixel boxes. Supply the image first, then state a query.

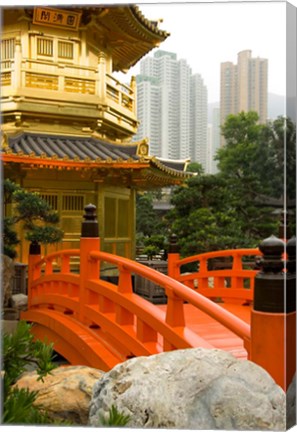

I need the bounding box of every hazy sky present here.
[123,1,287,103]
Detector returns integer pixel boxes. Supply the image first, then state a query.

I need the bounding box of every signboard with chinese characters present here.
[33,7,82,30]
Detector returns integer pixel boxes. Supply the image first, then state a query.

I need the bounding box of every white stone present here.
[89,348,285,430]
[11,293,28,310]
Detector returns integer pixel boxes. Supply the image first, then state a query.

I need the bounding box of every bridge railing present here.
[27,242,251,357]
[89,250,251,347]
[167,235,261,304]
[26,205,295,390]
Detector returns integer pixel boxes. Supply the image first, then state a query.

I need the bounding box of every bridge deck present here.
[159,302,251,359]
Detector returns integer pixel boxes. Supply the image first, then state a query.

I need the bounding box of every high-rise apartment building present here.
[220,50,268,144]
[134,50,208,168]
[190,73,208,165]
[211,107,221,173]
[206,107,220,174]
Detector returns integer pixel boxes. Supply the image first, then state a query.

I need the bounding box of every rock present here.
[11,293,28,311]
[15,365,104,425]
[1,255,15,307]
[287,374,296,428]
[89,348,285,430]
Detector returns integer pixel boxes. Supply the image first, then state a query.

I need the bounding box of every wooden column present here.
[251,235,296,390]
[167,233,180,280]
[27,241,41,308]
[13,36,22,89]
[79,204,100,322]
[97,51,106,99]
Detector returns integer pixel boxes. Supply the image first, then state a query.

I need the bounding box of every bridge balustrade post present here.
[167,234,181,281]
[79,204,100,322]
[165,234,185,347]
[250,234,296,390]
[285,235,296,388]
[27,240,41,308]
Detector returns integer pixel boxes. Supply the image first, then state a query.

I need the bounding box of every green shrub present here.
[2,321,57,424]
[100,405,131,427]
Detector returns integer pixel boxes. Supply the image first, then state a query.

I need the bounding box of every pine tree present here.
[3,179,63,258]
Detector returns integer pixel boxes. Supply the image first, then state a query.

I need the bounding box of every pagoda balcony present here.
[1,57,138,138]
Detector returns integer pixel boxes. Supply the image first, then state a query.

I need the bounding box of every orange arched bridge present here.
[21,207,296,391]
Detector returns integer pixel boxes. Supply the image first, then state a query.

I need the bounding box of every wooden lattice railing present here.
[26,245,251,361]
[22,205,296,390]
[167,248,261,304]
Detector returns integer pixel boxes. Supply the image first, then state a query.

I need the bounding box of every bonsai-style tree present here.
[3,179,63,258]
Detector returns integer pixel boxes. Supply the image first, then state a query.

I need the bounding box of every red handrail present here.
[168,248,261,302]
[27,248,251,357]
[177,248,261,266]
[89,250,250,344]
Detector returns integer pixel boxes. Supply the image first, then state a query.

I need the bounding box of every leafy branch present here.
[100,405,131,426]
[2,321,57,424]
[3,179,63,258]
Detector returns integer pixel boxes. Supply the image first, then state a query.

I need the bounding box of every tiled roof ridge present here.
[7,131,138,147]
[2,131,194,181]
[3,131,140,162]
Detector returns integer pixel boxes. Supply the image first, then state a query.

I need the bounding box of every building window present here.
[39,194,58,210]
[62,195,84,211]
[118,199,129,237]
[104,196,129,238]
[37,38,53,57]
[34,36,77,63]
[105,197,116,237]
[1,38,15,60]
[58,41,74,59]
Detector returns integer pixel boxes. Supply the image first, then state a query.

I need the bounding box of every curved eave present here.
[1,152,147,170]
[149,157,194,179]
[2,153,190,188]
[78,5,168,38]
[130,6,169,39]
[138,170,189,190]
[90,6,170,71]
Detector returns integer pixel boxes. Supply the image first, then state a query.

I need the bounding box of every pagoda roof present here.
[16,5,170,72]
[79,5,170,71]
[1,131,193,189]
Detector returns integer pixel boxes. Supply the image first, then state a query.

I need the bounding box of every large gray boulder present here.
[89,348,285,430]
[287,374,296,428]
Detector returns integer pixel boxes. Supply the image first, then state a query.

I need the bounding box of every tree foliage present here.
[166,113,295,257]
[3,180,63,258]
[2,321,57,424]
[218,112,296,199]
[136,191,169,256]
[136,192,162,237]
[186,161,204,175]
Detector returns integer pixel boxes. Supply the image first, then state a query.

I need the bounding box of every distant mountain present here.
[207,93,285,123]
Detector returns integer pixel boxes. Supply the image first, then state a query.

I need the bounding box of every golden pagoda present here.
[1,6,191,263]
